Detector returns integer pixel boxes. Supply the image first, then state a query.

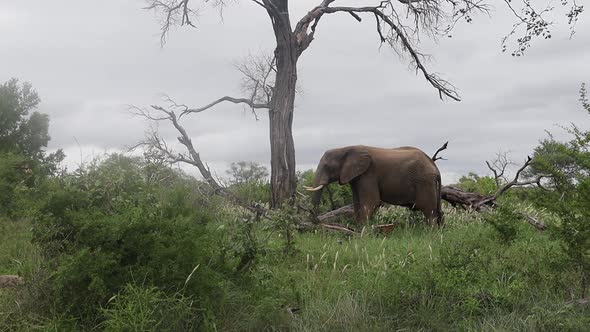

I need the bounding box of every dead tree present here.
[486,151,513,189]
[143,0,582,208]
[130,103,264,214]
[441,156,549,211]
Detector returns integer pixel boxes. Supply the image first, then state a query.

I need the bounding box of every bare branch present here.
[180,96,269,118]
[144,0,240,45]
[494,156,534,198]
[432,141,448,162]
[293,1,478,101]
[131,102,262,213]
[251,0,267,10]
[234,52,277,112]
[144,0,199,46]
[324,5,462,101]
[485,151,513,188]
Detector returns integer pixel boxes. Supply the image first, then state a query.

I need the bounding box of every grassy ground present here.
[216,211,589,331]
[0,218,42,330]
[0,218,40,277]
[1,210,589,331]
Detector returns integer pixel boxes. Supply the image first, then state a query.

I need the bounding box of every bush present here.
[484,203,522,243]
[0,152,31,216]
[226,161,271,204]
[229,180,271,204]
[526,84,590,298]
[455,172,497,195]
[30,155,237,326]
[35,196,226,323]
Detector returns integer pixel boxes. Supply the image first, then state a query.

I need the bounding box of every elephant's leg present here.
[421,207,436,226]
[415,183,438,226]
[351,179,381,225]
[351,189,365,224]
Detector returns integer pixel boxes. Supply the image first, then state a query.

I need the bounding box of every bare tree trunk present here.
[268,68,297,207]
[267,0,298,208]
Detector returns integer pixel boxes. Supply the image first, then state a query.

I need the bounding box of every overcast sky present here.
[2,0,589,184]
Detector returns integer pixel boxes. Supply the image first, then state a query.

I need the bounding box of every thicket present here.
[2,80,590,330]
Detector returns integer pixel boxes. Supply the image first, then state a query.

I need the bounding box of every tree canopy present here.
[0,78,51,160]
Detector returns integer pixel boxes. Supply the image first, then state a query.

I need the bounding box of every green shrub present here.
[455,172,497,195]
[29,155,237,326]
[484,203,522,243]
[0,152,30,216]
[34,201,226,322]
[229,181,271,204]
[526,84,590,298]
[226,161,271,204]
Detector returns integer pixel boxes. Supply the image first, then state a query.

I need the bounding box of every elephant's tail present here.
[436,174,444,226]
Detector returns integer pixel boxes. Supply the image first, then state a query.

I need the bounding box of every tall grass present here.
[0,217,44,330]
[213,209,589,331]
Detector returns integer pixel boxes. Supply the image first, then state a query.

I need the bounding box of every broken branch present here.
[432,141,448,162]
[131,103,262,214]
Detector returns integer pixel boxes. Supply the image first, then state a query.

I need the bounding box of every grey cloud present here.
[2,0,590,187]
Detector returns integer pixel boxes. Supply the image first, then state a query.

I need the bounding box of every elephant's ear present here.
[339,147,371,184]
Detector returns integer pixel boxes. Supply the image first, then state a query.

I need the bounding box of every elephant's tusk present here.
[303,185,324,192]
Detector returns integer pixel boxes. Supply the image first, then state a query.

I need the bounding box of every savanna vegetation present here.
[1,78,590,331]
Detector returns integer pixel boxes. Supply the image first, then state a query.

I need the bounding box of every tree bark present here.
[440,186,495,211]
[269,63,297,207]
[266,0,298,208]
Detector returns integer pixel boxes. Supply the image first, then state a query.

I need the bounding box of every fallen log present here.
[567,298,590,306]
[440,186,496,211]
[373,223,398,234]
[320,223,359,235]
[314,187,496,220]
[521,213,547,231]
[317,205,354,223]
[296,220,359,235]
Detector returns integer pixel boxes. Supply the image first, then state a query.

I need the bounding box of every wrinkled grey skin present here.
[310,145,442,225]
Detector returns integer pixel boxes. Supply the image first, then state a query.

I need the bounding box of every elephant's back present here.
[370,147,437,171]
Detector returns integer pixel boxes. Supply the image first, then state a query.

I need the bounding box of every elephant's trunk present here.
[311,187,324,211]
[310,169,328,213]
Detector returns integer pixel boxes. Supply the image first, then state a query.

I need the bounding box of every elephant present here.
[304,145,443,226]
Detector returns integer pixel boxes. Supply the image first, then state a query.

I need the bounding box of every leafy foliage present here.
[484,202,522,243]
[0,79,64,216]
[0,152,30,215]
[455,172,497,195]
[226,161,268,185]
[0,78,63,163]
[525,83,590,298]
[226,161,271,204]
[31,155,235,325]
